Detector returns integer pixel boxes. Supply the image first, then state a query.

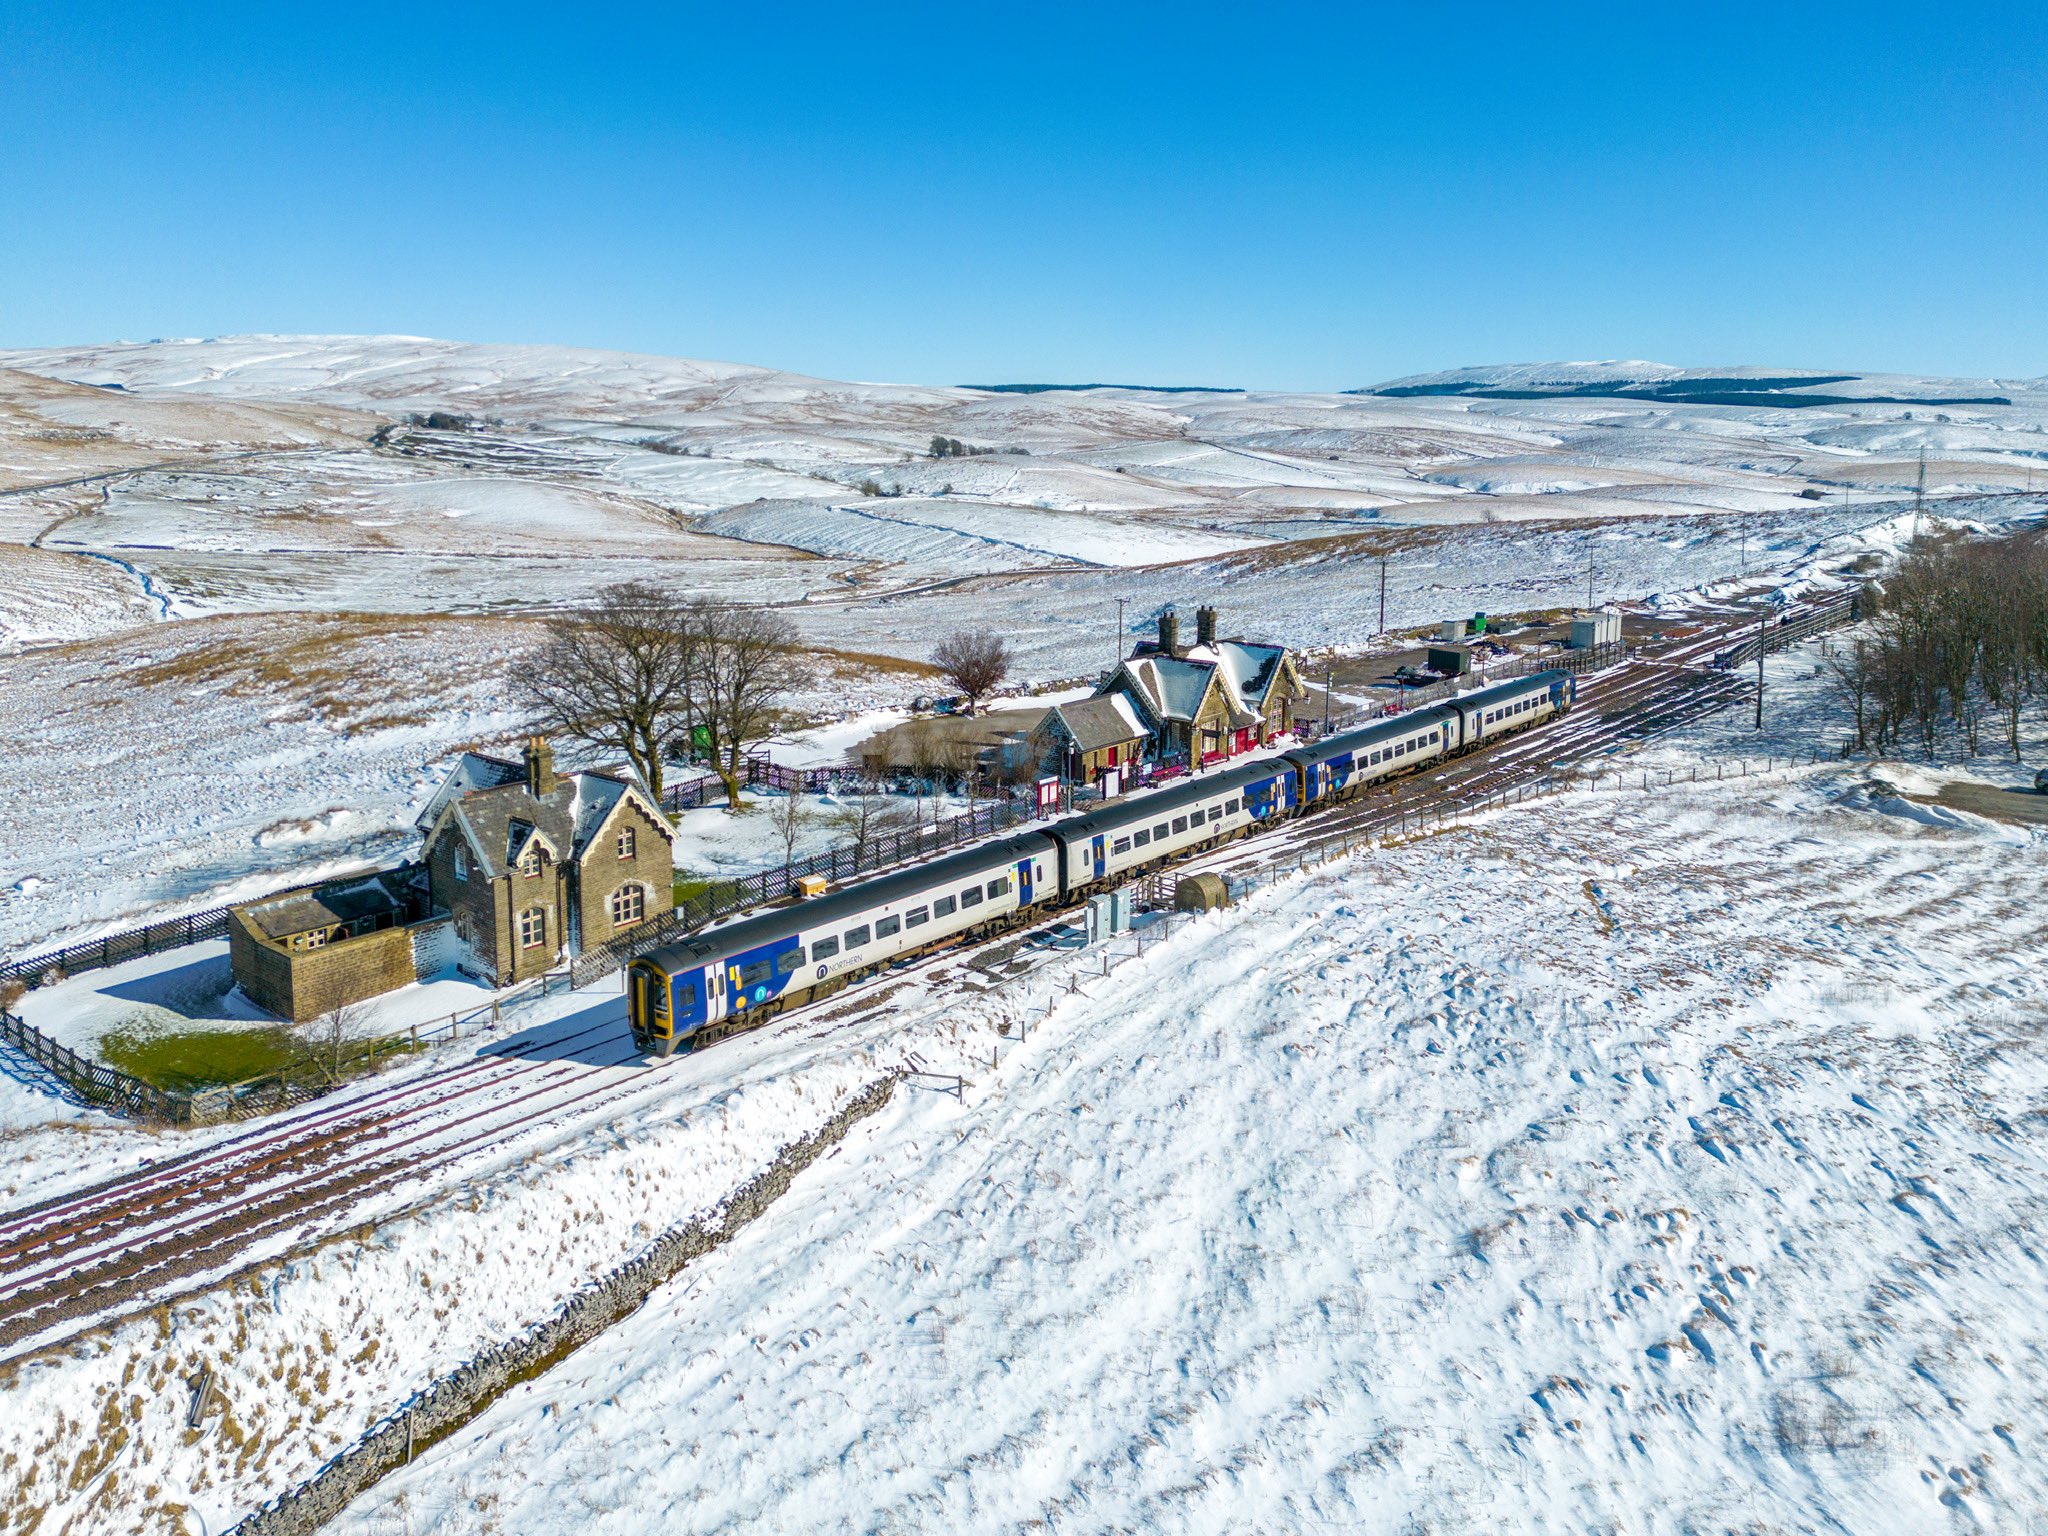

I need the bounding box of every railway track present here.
[0,598,1836,1360]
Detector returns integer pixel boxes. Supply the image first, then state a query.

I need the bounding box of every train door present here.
[1091,834,1106,880]
[1017,856,1034,906]
[675,965,710,1037]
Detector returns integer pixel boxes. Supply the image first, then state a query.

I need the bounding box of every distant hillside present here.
[1357,362,2015,409]
[963,382,1244,395]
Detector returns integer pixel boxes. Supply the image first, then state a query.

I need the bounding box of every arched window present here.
[518,907,547,949]
[453,843,469,881]
[616,825,637,860]
[610,884,646,928]
[518,845,542,879]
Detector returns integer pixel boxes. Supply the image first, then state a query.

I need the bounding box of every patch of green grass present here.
[99,1023,299,1093]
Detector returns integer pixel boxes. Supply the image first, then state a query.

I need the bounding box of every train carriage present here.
[1286,707,1456,803]
[628,832,1057,1054]
[1444,668,1574,750]
[1049,756,1296,897]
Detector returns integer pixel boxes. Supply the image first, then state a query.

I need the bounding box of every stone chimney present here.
[1196,605,1218,648]
[524,736,557,797]
[1157,609,1180,657]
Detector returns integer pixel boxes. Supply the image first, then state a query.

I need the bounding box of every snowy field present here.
[2,616,2045,1532]
[1,335,2046,956]
[328,761,2048,1536]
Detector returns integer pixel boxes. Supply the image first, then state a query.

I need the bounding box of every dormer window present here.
[617,826,636,860]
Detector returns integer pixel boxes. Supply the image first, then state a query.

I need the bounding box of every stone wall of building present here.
[228,912,418,1023]
[572,798,675,952]
[425,827,513,985]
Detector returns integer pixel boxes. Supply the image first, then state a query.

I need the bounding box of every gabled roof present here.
[1105,655,1254,731]
[420,753,668,881]
[1037,694,1148,753]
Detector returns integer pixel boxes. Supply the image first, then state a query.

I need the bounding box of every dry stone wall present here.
[229,1073,899,1536]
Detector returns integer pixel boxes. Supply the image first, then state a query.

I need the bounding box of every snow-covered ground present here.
[327,759,2048,1535]
[3,334,2046,958]
[4,617,2046,1533]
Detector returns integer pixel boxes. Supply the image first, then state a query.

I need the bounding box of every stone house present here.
[1027,695,1149,783]
[416,739,675,986]
[229,869,440,1023]
[1096,605,1307,765]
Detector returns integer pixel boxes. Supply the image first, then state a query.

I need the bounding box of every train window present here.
[1171,816,1188,834]
[1370,750,1382,765]
[738,959,773,987]
[875,915,901,939]
[1132,828,1151,847]
[935,895,957,917]
[1154,823,1169,839]
[1209,806,1223,822]
[1226,799,1240,815]
[1112,836,1132,855]
[776,951,802,976]
[811,935,840,962]
[906,906,930,928]
[663,985,682,1015]
[987,877,1011,898]
[844,924,870,948]
[960,886,983,908]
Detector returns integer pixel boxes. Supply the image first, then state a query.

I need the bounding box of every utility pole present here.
[1377,554,1387,635]
[1913,447,1927,542]
[1586,540,1595,609]
[1113,595,1130,675]
[1755,604,1766,731]
[1324,664,1334,735]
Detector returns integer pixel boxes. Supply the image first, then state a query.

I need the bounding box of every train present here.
[627,667,1575,1054]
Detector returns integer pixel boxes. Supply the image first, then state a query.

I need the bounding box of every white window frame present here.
[518,906,547,949]
[610,883,646,928]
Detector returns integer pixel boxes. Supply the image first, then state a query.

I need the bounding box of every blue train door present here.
[1017,856,1034,905]
[674,965,710,1037]
[1091,835,1106,880]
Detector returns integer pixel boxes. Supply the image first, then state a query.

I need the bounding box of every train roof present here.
[1283,703,1457,767]
[1053,753,1293,842]
[633,830,1058,970]
[1443,667,1571,713]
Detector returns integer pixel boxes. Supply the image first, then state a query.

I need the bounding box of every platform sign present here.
[1036,775,1061,814]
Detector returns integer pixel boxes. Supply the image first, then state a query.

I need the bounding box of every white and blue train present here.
[628,668,1574,1054]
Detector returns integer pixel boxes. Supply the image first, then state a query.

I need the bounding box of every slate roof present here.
[1106,639,1296,733]
[424,753,663,881]
[244,871,413,941]
[1036,695,1147,753]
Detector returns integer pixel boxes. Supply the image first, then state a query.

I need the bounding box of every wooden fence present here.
[2,905,234,985]
[0,971,575,1127]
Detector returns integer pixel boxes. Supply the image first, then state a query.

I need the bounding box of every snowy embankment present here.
[332,770,2048,1535]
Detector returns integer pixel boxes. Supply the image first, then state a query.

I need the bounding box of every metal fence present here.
[661,752,855,813]
[1708,594,1858,670]
[573,795,1032,986]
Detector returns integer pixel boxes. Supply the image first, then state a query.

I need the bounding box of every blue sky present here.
[2,2,2044,388]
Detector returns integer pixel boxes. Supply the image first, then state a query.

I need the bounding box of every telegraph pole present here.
[1324,664,1334,734]
[1113,595,1130,675]
[1377,555,1387,634]
[1586,540,1595,609]
[1754,604,1766,730]
[1913,447,1927,541]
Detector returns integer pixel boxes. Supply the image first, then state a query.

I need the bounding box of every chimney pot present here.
[1157,609,1180,656]
[1196,605,1218,647]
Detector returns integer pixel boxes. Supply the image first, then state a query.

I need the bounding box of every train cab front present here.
[627,957,679,1057]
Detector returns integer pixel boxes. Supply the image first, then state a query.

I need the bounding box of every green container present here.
[1471,612,1488,635]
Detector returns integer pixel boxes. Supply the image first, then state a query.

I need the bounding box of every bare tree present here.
[520,581,695,801]
[688,602,811,811]
[831,783,915,871]
[299,998,371,1084]
[932,632,1012,717]
[771,790,812,875]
